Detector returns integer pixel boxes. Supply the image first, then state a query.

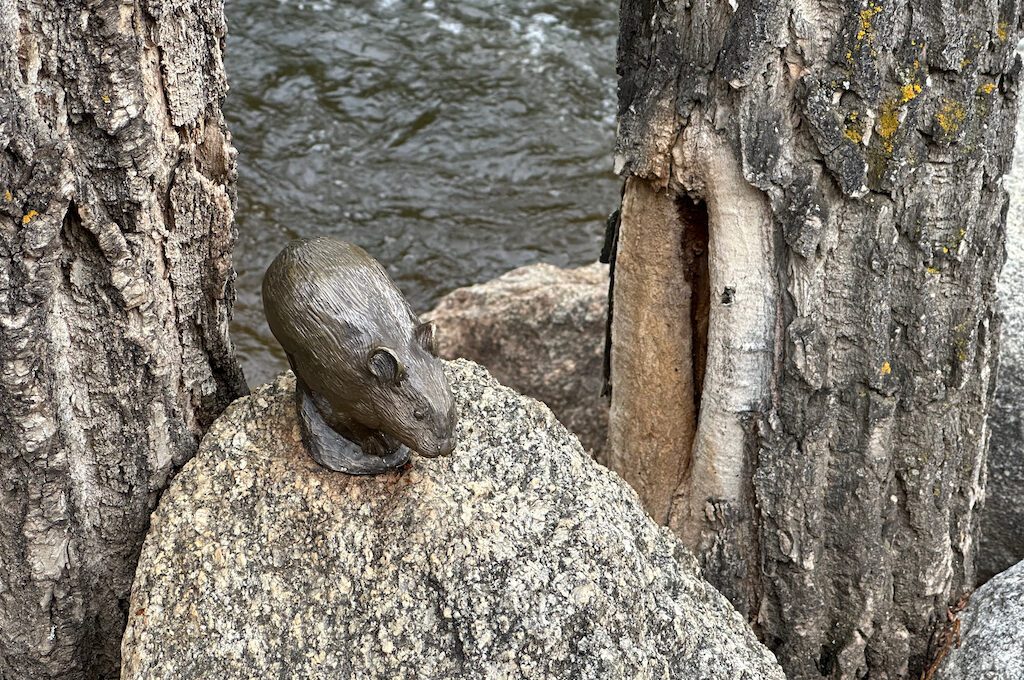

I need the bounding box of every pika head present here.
[358,321,457,458]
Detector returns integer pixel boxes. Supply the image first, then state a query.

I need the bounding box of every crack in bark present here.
[678,197,710,418]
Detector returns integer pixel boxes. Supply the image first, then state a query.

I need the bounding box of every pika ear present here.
[415,321,437,356]
[368,347,405,384]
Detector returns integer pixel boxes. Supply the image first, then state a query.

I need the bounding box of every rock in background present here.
[982,99,1024,582]
[933,559,1024,679]
[424,263,609,462]
[121,360,783,680]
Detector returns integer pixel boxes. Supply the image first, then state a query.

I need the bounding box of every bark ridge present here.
[0,1,246,677]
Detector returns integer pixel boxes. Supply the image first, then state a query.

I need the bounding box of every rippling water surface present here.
[226,0,619,385]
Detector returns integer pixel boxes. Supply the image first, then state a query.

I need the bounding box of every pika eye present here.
[413,409,426,421]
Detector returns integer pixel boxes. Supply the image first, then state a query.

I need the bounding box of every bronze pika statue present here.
[262,237,457,474]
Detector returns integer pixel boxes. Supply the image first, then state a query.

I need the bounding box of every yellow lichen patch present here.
[945,227,969,254]
[977,82,997,95]
[879,104,900,137]
[3,190,11,202]
[878,100,901,153]
[880,361,892,376]
[901,83,922,103]
[844,111,865,144]
[857,4,883,42]
[926,266,941,275]
[22,209,39,224]
[102,94,110,104]
[997,21,1009,42]
[955,330,970,362]
[936,99,967,133]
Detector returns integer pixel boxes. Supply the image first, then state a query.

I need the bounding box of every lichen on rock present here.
[121,360,783,679]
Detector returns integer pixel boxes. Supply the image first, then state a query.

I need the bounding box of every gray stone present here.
[982,99,1024,581]
[424,262,609,461]
[121,359,783,680]
[934,560,1024,680]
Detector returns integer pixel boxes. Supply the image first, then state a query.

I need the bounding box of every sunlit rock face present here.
[982,103,1024,582]
[121,360,783,680]
[933,559,1024,680]
[424,262,609,461]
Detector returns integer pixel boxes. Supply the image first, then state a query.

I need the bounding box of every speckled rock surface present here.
[121,360,783,679]
[982,101,1024,581]
[423,262,609,461]
[934,560,1024,680]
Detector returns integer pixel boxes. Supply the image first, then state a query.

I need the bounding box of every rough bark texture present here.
[0,1,247,678]
[608,1,1022,678]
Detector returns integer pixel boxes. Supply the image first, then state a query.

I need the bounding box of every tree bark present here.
[0,1,246,677]
[607,1,1021,678]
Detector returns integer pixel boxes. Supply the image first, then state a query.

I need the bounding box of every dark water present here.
[225,0,619,385]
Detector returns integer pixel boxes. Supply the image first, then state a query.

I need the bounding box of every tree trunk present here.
[607,1,1021,678]
[0,1,247,677]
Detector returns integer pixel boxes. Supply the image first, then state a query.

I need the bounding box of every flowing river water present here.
[225,0,620,385]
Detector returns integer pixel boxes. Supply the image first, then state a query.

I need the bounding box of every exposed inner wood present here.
[606,177,696,525]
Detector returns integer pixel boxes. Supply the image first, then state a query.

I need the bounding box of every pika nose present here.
[436,438,455,457]
[416,438,454,459]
